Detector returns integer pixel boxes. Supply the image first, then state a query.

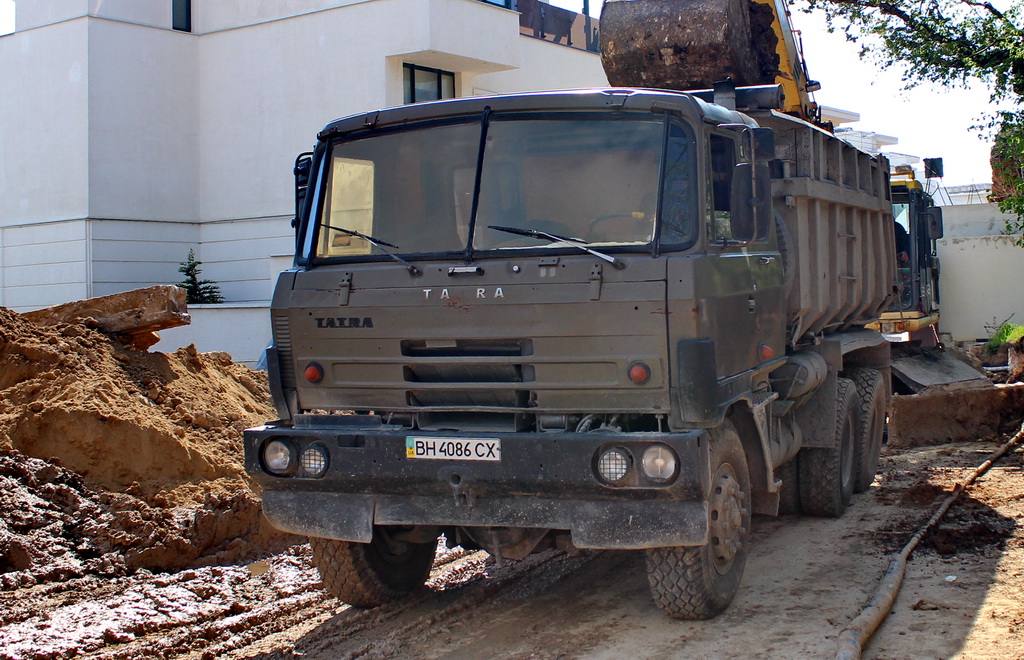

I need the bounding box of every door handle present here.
[758,256,775,265]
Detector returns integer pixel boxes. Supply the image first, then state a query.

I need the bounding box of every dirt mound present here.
[0,307,270,497]
[0,306,294,586]
[889,383,1024,448]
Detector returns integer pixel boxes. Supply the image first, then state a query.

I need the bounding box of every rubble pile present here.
[0,306,293,588]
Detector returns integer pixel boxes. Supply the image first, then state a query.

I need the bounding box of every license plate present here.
[405,436,501,461]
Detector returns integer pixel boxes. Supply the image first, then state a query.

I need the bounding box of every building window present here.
[403,64,456,104]
[477,0,514,7]
[172,0,191,32]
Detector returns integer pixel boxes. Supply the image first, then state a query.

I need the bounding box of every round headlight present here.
[263,439,295,474]
[641,444,678,482]
[597,447,632,483]
[300,444,329,477]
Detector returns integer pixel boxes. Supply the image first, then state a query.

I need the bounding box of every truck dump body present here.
[755,111,895,341]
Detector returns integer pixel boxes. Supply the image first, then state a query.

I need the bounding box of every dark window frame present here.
[403,63,456,105]
[172,0,191,32]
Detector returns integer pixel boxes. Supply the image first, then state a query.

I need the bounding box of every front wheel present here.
[310,527,437,607]
[646,421,751,619]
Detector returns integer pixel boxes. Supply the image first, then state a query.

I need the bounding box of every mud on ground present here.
[4,437,1024,657]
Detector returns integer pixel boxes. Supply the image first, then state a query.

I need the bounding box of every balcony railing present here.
[479,0,600,53]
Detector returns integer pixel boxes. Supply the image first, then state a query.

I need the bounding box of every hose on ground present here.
[835,419,1024,660]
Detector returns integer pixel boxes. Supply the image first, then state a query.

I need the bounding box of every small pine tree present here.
[178,249,224,304]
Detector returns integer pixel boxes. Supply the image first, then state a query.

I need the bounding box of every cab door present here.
[702,130,784,378]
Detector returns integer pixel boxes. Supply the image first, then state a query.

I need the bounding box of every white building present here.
[0,0,606,362]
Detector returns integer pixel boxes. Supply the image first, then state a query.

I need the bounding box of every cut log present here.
[22,286,191,337]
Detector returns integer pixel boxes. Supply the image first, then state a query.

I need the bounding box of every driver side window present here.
[708,133,738,242]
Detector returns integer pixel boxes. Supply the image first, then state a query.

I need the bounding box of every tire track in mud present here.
[0,543,596,660]
[0,548,323,660]
[0,576,136,629]
[262,547,608,660]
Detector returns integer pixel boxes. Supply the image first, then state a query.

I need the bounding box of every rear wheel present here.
[310,527,437,607]
[646,421,751,619]
[848,368,886,493]
[775,458,801,515]
[798,377,857,517]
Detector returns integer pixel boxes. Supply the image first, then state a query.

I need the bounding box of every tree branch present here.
[958,0,1005,19]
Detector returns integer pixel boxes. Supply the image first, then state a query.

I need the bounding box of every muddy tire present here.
[310,528,436,607]
[646,421,751,619]
[798,377,857,517]
[848,368,886,493]
[776,458,801,515]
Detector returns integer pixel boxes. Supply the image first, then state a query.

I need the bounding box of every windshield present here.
[314,115,695,259]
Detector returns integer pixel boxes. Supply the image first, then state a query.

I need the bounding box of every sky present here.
[0,0,999,186]
[783,9,997,187]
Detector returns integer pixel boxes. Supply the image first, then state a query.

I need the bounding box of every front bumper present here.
[245,416,711,549]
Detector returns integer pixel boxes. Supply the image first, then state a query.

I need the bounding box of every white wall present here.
[88,19,198,221]
[940,202,1014,239]
[14,0,88,30]
[0,18,89,224]
[0,221,89,309]
[197,217,295,302]
[474,33,606,91]
[158,304,272,367]
[194,0,366,34]
[15,0,171,31]
[90,220,199,297]
[937,233,1024,341]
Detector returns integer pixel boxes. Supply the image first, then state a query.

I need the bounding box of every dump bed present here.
[754,110,895,342]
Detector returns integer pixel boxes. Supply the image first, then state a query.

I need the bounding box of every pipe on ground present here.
[835,420,1024,660]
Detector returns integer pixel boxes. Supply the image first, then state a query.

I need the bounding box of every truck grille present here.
[403,364,529,383]
[406,389,531,407]
[402,339,534,410]
[400,338,532,357]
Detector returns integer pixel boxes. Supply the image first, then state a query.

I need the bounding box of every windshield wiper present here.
[319,223,421,276]
[487,225,626,269]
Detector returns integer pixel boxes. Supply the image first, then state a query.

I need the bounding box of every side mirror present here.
[922,206,943,240]
[730,163,756,242]
[293,152,314,230]
[730,162,772,243]
[752,127,775,162]
[752,162,772,240]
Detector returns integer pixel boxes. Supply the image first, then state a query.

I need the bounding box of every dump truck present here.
[244,0,907,620]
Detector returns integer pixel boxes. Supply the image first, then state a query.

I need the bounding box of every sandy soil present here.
[3,304,1024,659]
[0,307,293,585]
